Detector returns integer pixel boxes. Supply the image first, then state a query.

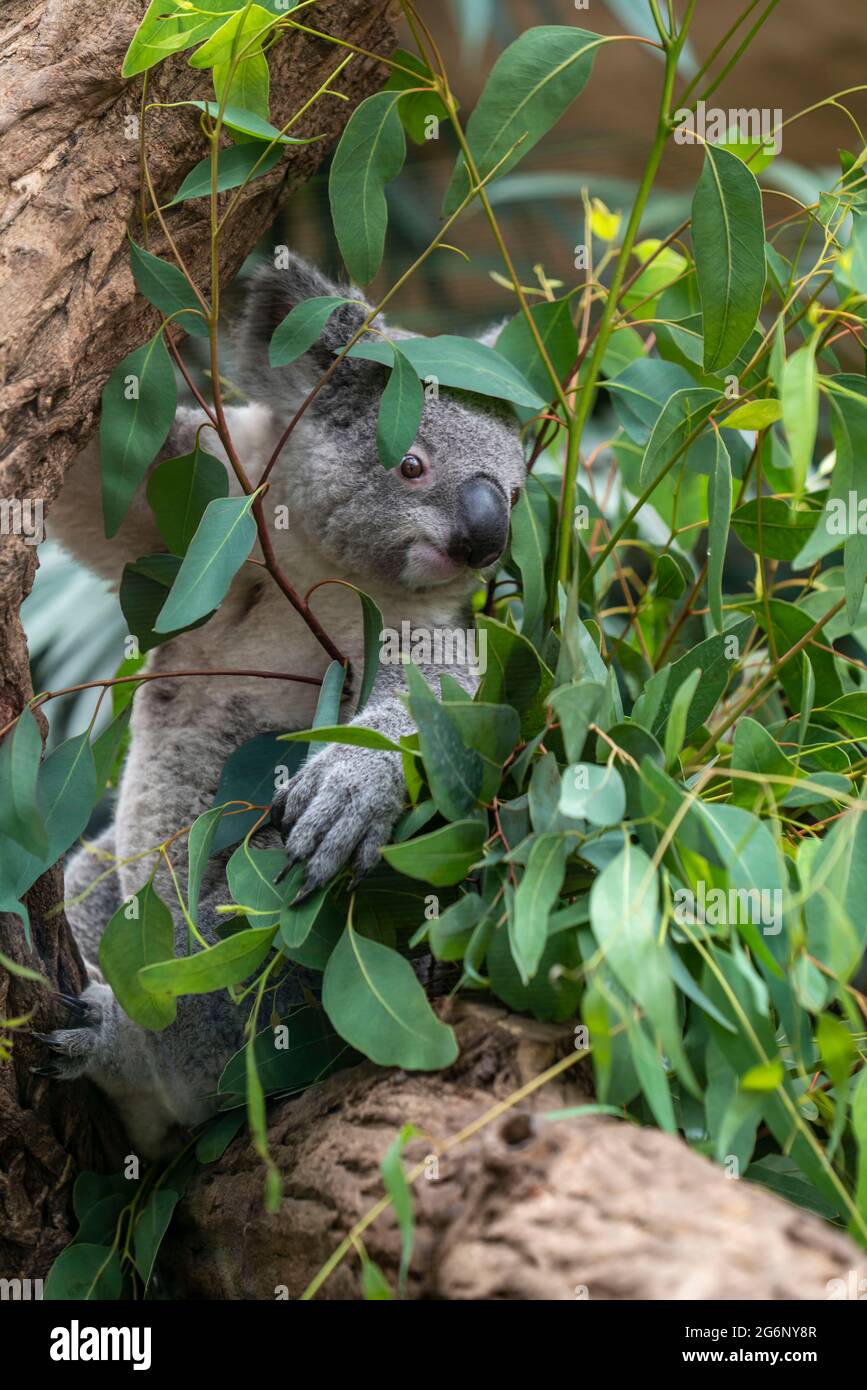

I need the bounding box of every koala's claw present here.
[31,991,106,1081]
[53,990,98,1023]
[273,741,405,894]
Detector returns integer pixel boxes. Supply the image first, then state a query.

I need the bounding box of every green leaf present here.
[722,398,782,430]
[134,1189,180,1287]
[281,725,404,754]
[405,663,483,820]
[347,336,544,410]
[383,49,450,145]
[511,833,569,981]
[706,431,732,632]
[170,140,284,204]
[361,1258,393,1300]
[781,342,818,493]
[92,703,133,799]
[313,661,346,729]
[559,763,626,826]
[99,883,177,1030]
[803,807,867,982]
[380,1124,418,1291]
[211,731,302,852]
[139,924,276,997]
[851,1067,867,1239]
[382,819,486,886]
[328,91,406,284]
[120,554,216,653]
[732,495,824,562]
[377,342,424,469]
[488,915,581,1022]
[730,717,796,808]
[129,240,208,337]
[752,599,841,708]
[663,667,701,772]
[652,618,753,738]
[509,476,556,646]
[443,27,607,214]
[269,295,355,367]
[476,614,552,722]
[196,1109,246,1161]
[44,1244,122,1300]
[218,1005,348,1102]
[187,806,225,925]
[147,444,229,556]
[184,99,323,145]
[188,4,275,69]
[37,733,97,863]
[547,682,604,764]
[639,387,719,488]
[154,493,257,631]
[740,1059,785,1091]
[122,0,231,77]
[226,844,288,927]
[322,924,458,1068]
[625,1014,677,1134]
[692,145,766,373]
[279,883,331,951]
[795,375,867,568]
[590,841,695,1091]
[100,332,177,538]
[428,892,485,962]
[0,707,46,857]
[495,299,578,402]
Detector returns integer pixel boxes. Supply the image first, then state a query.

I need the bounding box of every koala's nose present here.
[448,477,509,570]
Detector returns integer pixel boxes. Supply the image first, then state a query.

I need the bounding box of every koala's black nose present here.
[448,477,509,570]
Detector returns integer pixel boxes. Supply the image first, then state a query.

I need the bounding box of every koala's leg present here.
[36,874,254,1159]
[64,824,122,978]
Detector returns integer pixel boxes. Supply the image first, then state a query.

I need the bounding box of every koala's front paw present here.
[273,743,405,896]
[31,984,111,1080]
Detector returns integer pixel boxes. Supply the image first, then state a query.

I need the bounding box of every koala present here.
[40,252,526,1157]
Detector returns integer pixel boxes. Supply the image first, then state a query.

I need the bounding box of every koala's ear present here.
[476,318,509,351]
[234,253,374,385]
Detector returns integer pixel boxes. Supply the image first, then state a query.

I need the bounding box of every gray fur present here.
[43,253,526,1156]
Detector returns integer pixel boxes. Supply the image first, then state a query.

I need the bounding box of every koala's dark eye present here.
[510,487,522,507]
[400,454,425,479]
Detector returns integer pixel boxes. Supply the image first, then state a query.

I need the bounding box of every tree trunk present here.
[0,0,398,1281]
[165,1000,867,1301]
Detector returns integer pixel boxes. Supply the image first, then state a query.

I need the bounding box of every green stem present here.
[554,6,696,602]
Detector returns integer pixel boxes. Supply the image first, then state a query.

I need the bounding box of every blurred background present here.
[29,0,867,744]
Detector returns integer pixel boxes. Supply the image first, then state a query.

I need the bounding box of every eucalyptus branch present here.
[555,4,697,603]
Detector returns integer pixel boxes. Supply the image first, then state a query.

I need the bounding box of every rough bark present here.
[165,1000,867,1301]
[0,0,398,1281]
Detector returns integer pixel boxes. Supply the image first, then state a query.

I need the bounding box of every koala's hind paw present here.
[273,742,404,896]
[31,988,107,1080]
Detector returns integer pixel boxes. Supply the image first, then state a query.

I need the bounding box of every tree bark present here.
[0,0,398,1281]
[165,1000,867,1301]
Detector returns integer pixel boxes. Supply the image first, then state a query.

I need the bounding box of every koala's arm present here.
[273,658,477,894]
[46,404,272,580]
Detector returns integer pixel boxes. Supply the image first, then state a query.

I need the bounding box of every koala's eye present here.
[510,486,522,507]
[400,454,425,480]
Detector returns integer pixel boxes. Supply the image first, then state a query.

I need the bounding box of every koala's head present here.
[235,254,527,594]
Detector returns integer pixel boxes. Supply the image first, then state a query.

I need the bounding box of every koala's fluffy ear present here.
[476,318,509,351]
[234,252,375,395]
